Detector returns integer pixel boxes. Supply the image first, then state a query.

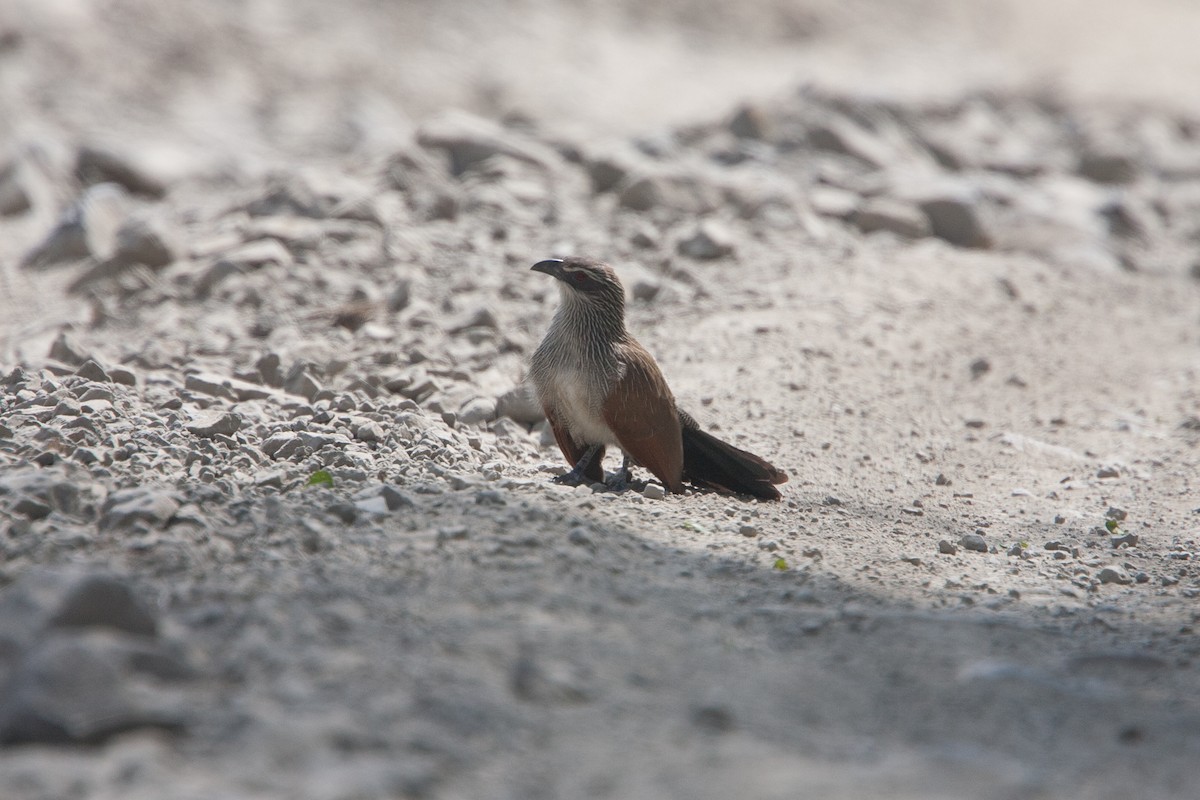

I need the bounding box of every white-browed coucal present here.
[529,256,787,500]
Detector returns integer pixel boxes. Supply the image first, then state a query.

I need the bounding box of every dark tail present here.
[679,411,787,501]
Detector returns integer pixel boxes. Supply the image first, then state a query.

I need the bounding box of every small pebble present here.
[642,484,665,500]
[1111,532,1139,549]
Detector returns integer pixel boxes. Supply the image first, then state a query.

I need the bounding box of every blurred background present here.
[3,0,1200,167]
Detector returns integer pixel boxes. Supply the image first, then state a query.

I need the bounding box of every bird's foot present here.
[552,445,603,487]
[552,468,589,487]
[603,468,632,493]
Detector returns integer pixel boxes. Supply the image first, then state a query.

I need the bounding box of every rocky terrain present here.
[2,1,1200,798]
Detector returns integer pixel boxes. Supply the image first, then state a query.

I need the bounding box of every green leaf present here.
[682,520,707,533]
[773,557,788,571]
[1104,519,1119,533]
[306,469,334,487]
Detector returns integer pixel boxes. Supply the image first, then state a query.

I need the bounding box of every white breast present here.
[554,368,619,446]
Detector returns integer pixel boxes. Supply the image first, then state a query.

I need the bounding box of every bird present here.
[528,256,787,500]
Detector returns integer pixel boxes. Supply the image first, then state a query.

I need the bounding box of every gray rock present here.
[677,220,736,259]
[243,174,327,218]
[109,217,175,269]
[938,539,958,555]
[436,525,469,544]
[618,171,722,215]
[585,154,632,194]
[960,532,989,552]
[630,221,660,249]
[631,277,662,301]
[20,208,91,269]
[354,494,391,516]
[1098,566,1132,585]
[0,160,31,216]
[52,396,82,417]
[919,194,992,248]
[729,103,771,140]
[416,110,561,176]
[48,574,158,638]
[1111,532,1139,549]
[4,364,32,390]
[0,470,97,520]
[496,383,544,425]
[382,485,414,511]
[256,352,284,387]
[79,385,114,402]
[0,633,186,745]
[388,278,413,313]
[31,183,130,268]
[448,307,499,333]
[511,648,591,704]
[75,359,111,383]
[458,397,497,426]
[1078,149,1138,184]
[12,496,51,520]
[262,432,302,459]
[854,197,931,238]
[298,431,351,450]
[284,364,323,401]
[221,238,293,271]
[475,489,504,506]
[107,366,136,387]
[383,147,461,220]
[299,519,328,553]
[254,470,285,489]
[69,216,176,290]
[809,186,860,219]
[184,372,237,400]
[808,117,895,169]
[99,488,179,531]
[618,175,666,212]
[354,420,386,443]
[690,702,735,733]
[186,411,242,438]
[75,144,167,198]
[1099,197,1154,240]
[567,526,594,547]
[49,332,91,366]
[193,259,246,298]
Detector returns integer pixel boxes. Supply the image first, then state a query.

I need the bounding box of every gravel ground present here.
[2,1,1200,798]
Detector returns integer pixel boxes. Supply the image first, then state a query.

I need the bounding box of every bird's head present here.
[531,257,625,312]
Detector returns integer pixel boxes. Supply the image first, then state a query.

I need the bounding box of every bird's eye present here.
[573,272,588,284]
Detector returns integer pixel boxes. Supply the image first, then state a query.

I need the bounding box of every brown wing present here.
[544,405,606,483]
[602,343,684,493]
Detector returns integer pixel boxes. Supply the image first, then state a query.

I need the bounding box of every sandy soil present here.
[1,1,1199,798]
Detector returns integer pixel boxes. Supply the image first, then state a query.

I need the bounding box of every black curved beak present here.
[531,258,564,278]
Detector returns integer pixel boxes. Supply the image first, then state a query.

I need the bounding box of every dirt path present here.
[1,2,1199,798]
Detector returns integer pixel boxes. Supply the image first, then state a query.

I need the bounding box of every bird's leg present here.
[554,444,602,487]
[604,454,634,492]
